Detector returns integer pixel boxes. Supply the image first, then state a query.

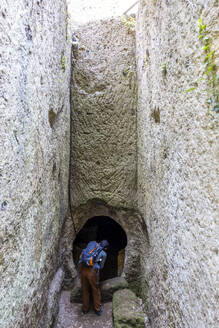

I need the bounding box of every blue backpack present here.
[79,241,103,267]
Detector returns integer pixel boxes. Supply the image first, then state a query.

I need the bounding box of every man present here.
[80,240,109,316]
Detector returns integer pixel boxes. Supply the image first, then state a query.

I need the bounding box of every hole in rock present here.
[73,216,127,281]
[151,107,160,123]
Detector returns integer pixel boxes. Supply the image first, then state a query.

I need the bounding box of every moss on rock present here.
[113,289,145,328]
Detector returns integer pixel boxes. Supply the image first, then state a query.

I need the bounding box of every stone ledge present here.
[70,276,128,303]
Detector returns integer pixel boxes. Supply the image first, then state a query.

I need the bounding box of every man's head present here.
[100,240,109,250]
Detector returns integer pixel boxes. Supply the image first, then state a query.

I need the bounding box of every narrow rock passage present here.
[55,291,113,328]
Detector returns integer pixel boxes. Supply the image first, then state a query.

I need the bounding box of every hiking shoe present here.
[95,305,103,316]
[82,309,89,314]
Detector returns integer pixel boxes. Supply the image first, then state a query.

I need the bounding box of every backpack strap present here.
[89,247,97,254]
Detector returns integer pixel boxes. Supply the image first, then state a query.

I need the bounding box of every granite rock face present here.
[136,0,219,327]
[0,1,71,327]
[70,18,138,210]
[113,289,145,328]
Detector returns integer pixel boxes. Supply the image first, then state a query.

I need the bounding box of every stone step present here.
[70,276,129,303]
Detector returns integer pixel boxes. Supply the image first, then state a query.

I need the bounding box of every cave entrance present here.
[73,216,127,281]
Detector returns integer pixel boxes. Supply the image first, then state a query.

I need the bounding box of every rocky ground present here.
[55,288,151,328]
[55,291,113,328]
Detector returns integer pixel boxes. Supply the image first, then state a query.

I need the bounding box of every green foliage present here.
[186,16,218,114]
[124,65,134,77]
[61,54,66,72]
[185,87,196,93]
[198,17,218,111]
[144,57,149,68]
[160,63,167,77]
[121,16,136,31]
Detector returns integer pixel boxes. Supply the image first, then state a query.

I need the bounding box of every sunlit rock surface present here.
[136,0,218,327]
[67,0,138,27]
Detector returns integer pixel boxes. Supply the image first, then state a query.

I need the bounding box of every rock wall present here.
[68,17,149,296]
[0,1,71,327]
[70,18,137,209]
[69,199,149,292]
[136,0,218,327]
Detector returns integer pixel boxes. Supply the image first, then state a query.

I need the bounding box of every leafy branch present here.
[186,17,218,113]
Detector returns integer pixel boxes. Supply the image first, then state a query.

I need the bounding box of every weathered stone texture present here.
[0,1,71,327]
[67,199,149,294]
[45,267,65,328]
[71,276,129,303]
[70,18,137,209]
[136,0,218,327]
[113,289,145,328]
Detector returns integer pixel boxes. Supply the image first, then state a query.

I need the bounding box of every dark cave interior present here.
[73,216,127,280]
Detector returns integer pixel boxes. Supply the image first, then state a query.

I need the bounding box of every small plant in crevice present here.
[121,15,136,32]
[198,17,218,113]
[186,17,218,113]
[161,63,167,77]
[123,65,135,78]
[144,56,149,68]
[61,53,66,72]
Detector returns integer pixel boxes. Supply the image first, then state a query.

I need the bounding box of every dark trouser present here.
[80,264,101,312]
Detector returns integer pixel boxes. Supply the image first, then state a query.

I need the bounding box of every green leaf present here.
[204,51,215,62]
[205,65,214,75]
[198,17,203,27]
[203,44,210,51]
[185,87,196,92]
[201,24,206,31]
